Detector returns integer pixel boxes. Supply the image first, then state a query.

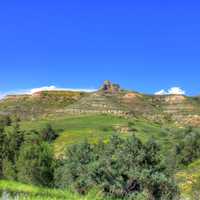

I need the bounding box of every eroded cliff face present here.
[149,94,200,126]
[54,82,200,127]
[1,81,200,127]
[99,80,121,93]
[151,94,193,113]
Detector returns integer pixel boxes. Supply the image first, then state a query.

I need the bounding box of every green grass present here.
[20,115,128,156]
[0,180,116,200]
[20,115,127,131]
[0,180,68,199]
[0,179,148,199]
[19,114,180,157]
[176,159,200,199]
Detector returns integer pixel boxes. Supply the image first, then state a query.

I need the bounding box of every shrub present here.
[40,124,58,143]
[175,128,200,165]
[0,123,56,187]
[1,123,24,179]
[55,135,179,199]
[2,159,16,180]
[2,124,24,163]
[16,141,54,187]
[0,115,12,127]
[0,127,5,177]
[0,124,25,179]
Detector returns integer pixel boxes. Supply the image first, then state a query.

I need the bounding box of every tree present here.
[0,127,5,177]
[3,123,24,163]
[54,140,95,193]
[16,141,54,187]
[40,124,58,143]
[175,128,200,165]
[2,159,16,180]
[55,135,179,199]
[1,123,24,179]
[0,122,56,187]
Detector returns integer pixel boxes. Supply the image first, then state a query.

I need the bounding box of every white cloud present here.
[155,89,167,95]
[0,93,6,100]
[29,86,96,94]
[0,86,97,100]
[167,87,185,95]
[155,87,186,95]
[30,86,58,94]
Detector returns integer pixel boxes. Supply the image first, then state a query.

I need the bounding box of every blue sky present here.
[0,0,200,96]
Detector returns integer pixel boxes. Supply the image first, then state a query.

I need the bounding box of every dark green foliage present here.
[11,115,21,123]
[16,141,54,187]
[23,130,42,144]
[0,127,5,178]
[175,127,200,165]
[40,124,58,143]
[2,159,16,180]
[0,122,56,187]
[0,115,184,199]
[1,123,24,179]
[0,115,12,128]
[54,141,96,193]
[3,124,24,163]
[55,135,178,199]
[0,124,23,179]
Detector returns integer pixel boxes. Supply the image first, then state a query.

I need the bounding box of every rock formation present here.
[100,80,121,93]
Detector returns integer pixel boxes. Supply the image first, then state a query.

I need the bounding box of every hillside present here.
[1,80,200,127]
[1,81,200,200]
[17,114,180,158]
[0,90,86,119]
[176,159,200,200]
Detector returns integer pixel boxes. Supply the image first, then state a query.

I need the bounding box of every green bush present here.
[175,128,200,165]
[55,135,179,199]
[40,124,58,143]
[0,115,12,127]
[0,127,5,177]
[1,123,24,179]
[0,123,57,187]
[3,124,24,162]
[2,159,16,180]
[16,141,54,187]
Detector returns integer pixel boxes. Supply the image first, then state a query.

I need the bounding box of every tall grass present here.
[0,180,116,200]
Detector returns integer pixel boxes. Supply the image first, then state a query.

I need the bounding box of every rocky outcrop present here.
[122,93,141,103]
[32,91,43,97]
[100,80,121,93]
[5,94,30,100]
[164,95,186,104]
[153,94,186,104]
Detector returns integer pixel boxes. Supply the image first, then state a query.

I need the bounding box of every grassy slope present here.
[19,114,178,157]
[5,114,199,199]
[20,115,128,156]
[176,159,200,199]
[0,180,114,200]
[0,91,86,119]
[1,90,200,199]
